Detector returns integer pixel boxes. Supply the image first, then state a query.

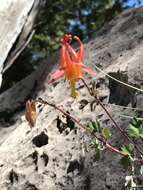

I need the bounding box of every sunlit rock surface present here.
[0,7,143,190]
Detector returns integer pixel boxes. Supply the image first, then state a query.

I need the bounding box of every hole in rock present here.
[67,158,84,174]
[9,169,18,184]
[32,131,48,147]
[25,181,38,190]
[41,153,49,166]
[30,150,38,171]
[84,175,91,190]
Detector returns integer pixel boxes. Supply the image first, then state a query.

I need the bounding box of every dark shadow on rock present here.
[108,71,136,106]
[67,158,84,174]
[41,153,49,167]
[30,150,38,171]
[9,169,18,184]
[84,175,91,190]
[24,181,39,190]
[32,131,48,148]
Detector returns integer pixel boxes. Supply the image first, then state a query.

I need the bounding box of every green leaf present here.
[88,122,95,132]
[88,119,101,133]
[95,146,101,161]
[120,155,132,169]
[101,128,111,140]
[139,127,143,138]
[127,125,140,138]
[95,119,102,133]
[121,144,134,160]
[127,117,143,139]
[130,117,142,128]
[90,139,103,161]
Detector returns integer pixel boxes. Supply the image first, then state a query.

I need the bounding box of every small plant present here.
[127,117,143,139]
[48,34,96,97]
[25,34,143,189]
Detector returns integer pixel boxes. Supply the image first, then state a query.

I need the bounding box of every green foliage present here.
[88,119,101,133]
[2,0,123,91]
[90,139,103,161]
[130,117,142,128]
[120,155,132,169]
[120,144,134,169]
[101,127,111,140]
[127,117,143,139]
[121,144,134,160]
[31,0,122,54]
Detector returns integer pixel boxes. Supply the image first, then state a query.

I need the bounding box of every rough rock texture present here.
[0,7,143,190]
[0,0,42,85]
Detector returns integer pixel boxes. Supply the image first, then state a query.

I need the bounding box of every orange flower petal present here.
[74,36,84,62]
[48,69,64,83]
[64,47,74,80]
[66,43,78,61]
[60,44,67,68]
[48,34,96,96]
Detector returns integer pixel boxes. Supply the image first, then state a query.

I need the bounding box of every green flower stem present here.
[81,78,143,156]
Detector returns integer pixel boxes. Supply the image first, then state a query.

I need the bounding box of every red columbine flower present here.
[49,34,96,97]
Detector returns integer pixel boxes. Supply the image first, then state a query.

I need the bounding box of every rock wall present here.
[0,0,42,85]
[0,7,143,190]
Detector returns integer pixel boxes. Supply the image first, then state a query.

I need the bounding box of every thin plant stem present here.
[36,97,82,128]
[94,64,143,93]
[35,97,143,165]
[81,78,143,156]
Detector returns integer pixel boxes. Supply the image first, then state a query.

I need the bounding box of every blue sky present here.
[68,0,143,34]
[123,0,143,8]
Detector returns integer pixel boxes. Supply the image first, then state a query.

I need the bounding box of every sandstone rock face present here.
[0,7,143,190]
